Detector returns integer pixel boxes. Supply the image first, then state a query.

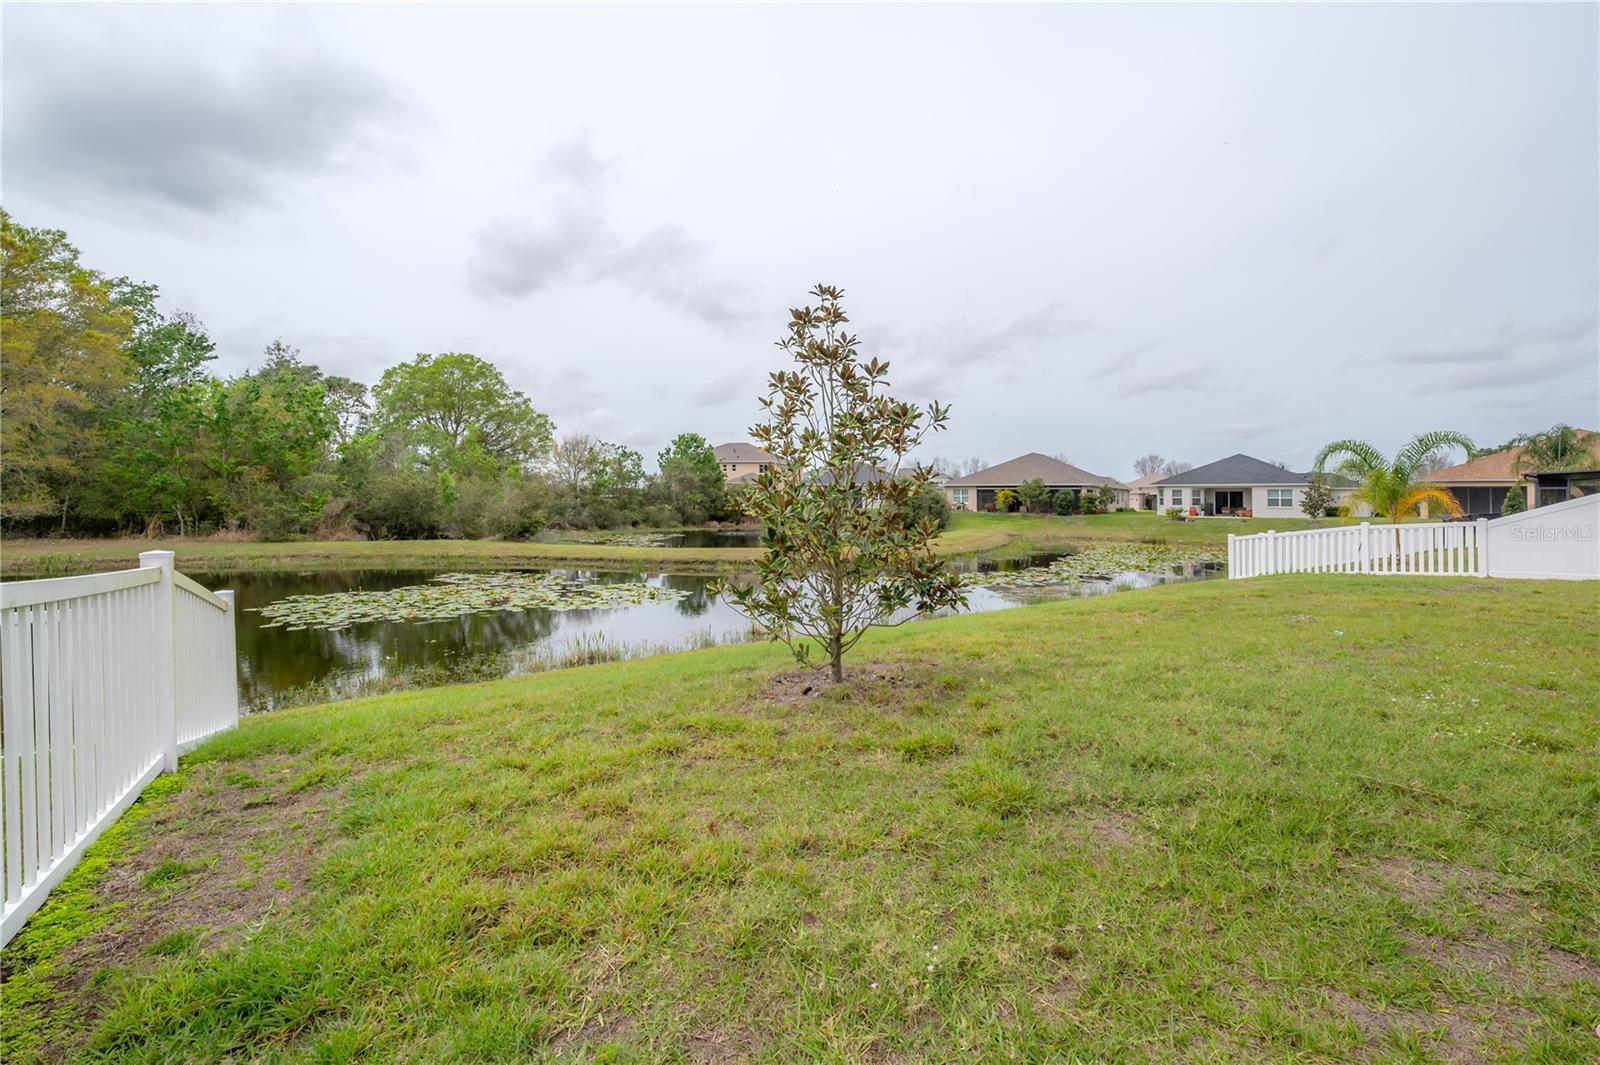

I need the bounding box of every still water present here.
[205,552,1222,711]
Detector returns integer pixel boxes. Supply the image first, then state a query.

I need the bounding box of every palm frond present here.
[1314,439,1385,476]
[1395,430,1473,478]
[1394,484,1462,521]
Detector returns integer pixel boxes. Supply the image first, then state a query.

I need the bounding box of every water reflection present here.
[207,550,1223,711]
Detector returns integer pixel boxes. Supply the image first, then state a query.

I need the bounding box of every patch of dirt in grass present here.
[761,661,940,708]
[1091,811,1140,848]
[25,756,338,1060]
[1323,987,1531,1065]
[1402,931,1600,990]
[682,1025,746,1063]
[548,1013,637,1054]
[1370,857,1524,916]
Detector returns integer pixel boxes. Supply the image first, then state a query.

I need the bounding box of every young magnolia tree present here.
[725,285,965,683]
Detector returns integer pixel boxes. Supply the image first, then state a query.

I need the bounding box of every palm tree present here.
[1313,430,1475,523]
[1509,424,1597,474]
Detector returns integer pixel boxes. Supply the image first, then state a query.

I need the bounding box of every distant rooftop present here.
[713,442,775,464]
[945,452,1125,488]
[1155,454,1312,486]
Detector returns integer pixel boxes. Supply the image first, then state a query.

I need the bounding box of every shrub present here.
[1016,478,1049,513]
[1052,490,1076,516]
[994,488,1019,512]
[906,484,950,531]
[354,468,445,539]
[1501,488,1527,515]
[639,503,680,528]
[1165,507,1186,521]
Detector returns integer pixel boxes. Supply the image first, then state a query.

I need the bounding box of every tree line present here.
[0,211,736,540]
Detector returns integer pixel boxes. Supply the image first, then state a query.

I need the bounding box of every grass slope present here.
[2,513,1334,577]
[3,577,1597,1063]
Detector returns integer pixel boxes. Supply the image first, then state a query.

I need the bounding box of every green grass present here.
[3,577,1597,1062]
[937,509,1387,556]
[2,513,1336,578]
[0,535,763,578]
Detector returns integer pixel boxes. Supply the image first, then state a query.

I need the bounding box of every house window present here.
[953,488,969,507]
[1191,490,1203,507]
[1267,488,1293,508]
[1159,489,1168,506]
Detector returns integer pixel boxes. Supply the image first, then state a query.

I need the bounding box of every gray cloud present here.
[541,136,617,189]
[1089,339,1165,380]
[1112,365,1217,399]
[1411,346,1596,397]
[468,145,755,325]
[886,305,1094,394]
[689,374,752,407]
[1386,310,1598,367]
[2,16,404,215]
[469,202,613,300]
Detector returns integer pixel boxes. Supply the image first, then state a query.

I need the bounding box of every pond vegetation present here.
[968,542,1227,590]
[253,571,691,630]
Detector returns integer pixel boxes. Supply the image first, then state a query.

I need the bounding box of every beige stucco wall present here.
[720,460,772,481]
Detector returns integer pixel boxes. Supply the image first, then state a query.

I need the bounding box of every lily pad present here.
[251,571,690,631]
[970,544,1227,590]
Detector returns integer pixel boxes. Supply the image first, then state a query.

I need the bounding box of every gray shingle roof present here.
[945,453,1125,489]
[1153,454,1310,486]
[811,467,895,486]
[713,442,775,464]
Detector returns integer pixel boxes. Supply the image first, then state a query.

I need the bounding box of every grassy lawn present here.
[0,536,764,579]
[937,510,1361,555]
[4,577,1596,1063]
[1,513,1341,578]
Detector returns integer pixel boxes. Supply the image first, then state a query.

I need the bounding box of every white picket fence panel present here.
[0,551,238,945]
[1228,520,1487,579]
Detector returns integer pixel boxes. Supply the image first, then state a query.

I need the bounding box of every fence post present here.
[1359,522,1371,574]
[1475,517,1489,577]
[216,590,240,727]
[139,551,179,773]
[1266,529,1276,575]
[1227,533,1236,578]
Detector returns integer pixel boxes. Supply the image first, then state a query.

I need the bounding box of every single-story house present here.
[943,453,1128,512]
[1126,473,1166,511]
[1525,468,1600,508]
[1427,430,1598,517]
[1152,453,1359,517]
[713,442,778,484]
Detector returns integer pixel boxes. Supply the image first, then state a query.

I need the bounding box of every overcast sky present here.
[4,3,1596,476]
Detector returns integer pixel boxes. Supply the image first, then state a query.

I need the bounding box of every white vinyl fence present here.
[1229,495,1599,581]
[1,551,238,945]
[1229,520,1486,579]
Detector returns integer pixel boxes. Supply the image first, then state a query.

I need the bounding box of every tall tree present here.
[722,285,964,683]
[0,210,134,522]
[1313,431,1474,523]
[1134,454,1192,478]
[372,352,554,474]
[656,433,727,523]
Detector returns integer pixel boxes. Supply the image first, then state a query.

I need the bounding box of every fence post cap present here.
[138,549,176,568]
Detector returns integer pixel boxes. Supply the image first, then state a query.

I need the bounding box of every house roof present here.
[811,467,896,486]
[945,453,1125,489]
[1154,453,1310,486]
[1429,430,1598,484]
[713,442,775,464]
[1126,473,1167,489]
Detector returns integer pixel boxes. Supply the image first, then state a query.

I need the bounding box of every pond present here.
[204,544,1225,712]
